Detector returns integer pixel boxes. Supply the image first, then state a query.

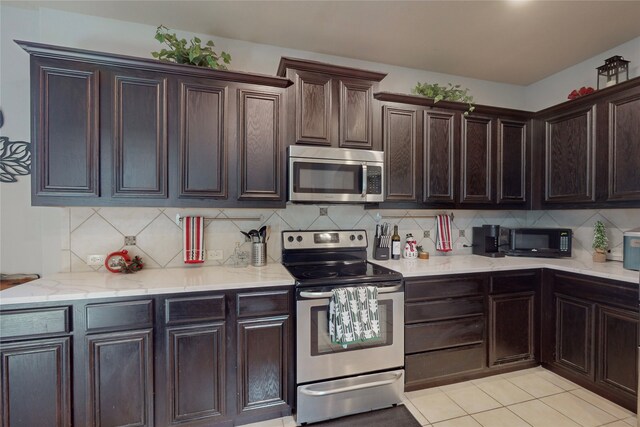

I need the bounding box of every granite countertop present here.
[371,255,640,285]
[0,263,295,305]
[1,255,638,307]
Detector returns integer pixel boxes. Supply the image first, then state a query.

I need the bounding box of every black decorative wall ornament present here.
[0,109,32,183]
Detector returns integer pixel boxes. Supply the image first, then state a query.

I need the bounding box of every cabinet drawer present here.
[405,344,485,385]
[237,290,290,318]
[406,277,483,301]
[490,272,537,294]
[0,307,70,340]
[86,300,153,332]
[405,316,485,353]
[406,296,484,324]
[165,295,225,325]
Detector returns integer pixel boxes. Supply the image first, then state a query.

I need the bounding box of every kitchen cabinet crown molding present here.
[277,56,387,81]
[16,39,293,88]
[375,91,532,118]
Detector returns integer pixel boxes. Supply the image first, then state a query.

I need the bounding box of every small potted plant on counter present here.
[592,220,608,263]
[417,245,429,259]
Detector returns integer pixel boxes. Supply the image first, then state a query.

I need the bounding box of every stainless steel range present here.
[282,229,405,425]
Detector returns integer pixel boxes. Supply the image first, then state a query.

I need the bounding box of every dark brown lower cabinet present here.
[544,272,638,411]
[87,329,154,427]
[0,337,71,427]
[489,292,535,366]
[166,323,226,424]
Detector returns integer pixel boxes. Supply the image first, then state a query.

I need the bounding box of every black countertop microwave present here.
[506,228,572,258]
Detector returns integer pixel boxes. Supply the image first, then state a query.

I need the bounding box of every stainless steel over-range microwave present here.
[288,146,384,203]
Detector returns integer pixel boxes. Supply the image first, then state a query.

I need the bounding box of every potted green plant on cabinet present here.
[151,25,231,69]
[592,220,608,262]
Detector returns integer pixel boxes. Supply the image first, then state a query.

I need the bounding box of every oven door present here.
[296,284,404,384]
[289,157,383,203]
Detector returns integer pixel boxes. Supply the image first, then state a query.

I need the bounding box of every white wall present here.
[524,35,640,111]
[0,4,639,276]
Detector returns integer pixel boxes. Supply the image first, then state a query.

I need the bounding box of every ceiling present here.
[7,1,640,85]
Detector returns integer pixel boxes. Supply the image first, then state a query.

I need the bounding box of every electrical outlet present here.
[124,236,136,245]
[87,254,105,266]
[458,230,466,237]
[607,247,623,261]
[207,249,224,260]
[423,230,430,238]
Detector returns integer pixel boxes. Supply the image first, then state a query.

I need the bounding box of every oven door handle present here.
[299,371,403,396]
[299,284,402,299]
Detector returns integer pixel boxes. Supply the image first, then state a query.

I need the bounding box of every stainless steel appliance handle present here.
[299,284,402,299]
[361,164,367,198]
[299,371,402,396]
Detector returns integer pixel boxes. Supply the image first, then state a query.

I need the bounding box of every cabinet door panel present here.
[238,90,282,200]
[167,323,225,423]
[179,82,227,198]
[555,295,594,378]
[607,94,640,201]
[489,292,534,365]
[339,80,373,148]
[295,72,331,145]
[113,74,167,198]
[461,115,492,203]
[237,316,290,412]
[598,306,638,394]
[544,106,595,203]
[37,66,99,196]
[1,338,71,427]
[497,119,527,204]
[423,110,455,203]
[383,106,417,201]
[87,330,153,426]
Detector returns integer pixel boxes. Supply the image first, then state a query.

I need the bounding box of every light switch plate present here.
[87,254,105,266]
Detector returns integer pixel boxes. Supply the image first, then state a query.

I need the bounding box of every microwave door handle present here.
[361,164,367,198]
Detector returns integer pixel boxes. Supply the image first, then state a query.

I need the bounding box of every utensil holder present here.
[251,243,266,267]
[373,237,390,260]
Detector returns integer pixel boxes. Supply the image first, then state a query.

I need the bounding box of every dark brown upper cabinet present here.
[383,105,418,202]
[277,57,386,150]
[460,114,494,205]
[32,61,100,198]
[375,93,530,209]
[19,40,291,208]
[533,76,640,209]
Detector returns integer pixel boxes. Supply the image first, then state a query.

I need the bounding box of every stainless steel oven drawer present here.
[296,369,404,425]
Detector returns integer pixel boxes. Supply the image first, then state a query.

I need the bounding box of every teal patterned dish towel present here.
[329,286,380,345]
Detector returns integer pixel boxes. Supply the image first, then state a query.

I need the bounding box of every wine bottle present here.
[391,225,401,260]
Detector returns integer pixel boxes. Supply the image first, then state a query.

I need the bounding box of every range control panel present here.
[282,230,368,250]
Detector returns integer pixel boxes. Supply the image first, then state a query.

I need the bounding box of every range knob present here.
[296,236,303,242]
[357,234,364,241]
[287,236,294,243]
[350,235,356,241]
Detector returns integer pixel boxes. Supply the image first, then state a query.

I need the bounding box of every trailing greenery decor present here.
[411,82,475,115]
[151,25,231,70]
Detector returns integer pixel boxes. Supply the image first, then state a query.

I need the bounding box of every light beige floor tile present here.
[506,373,564,398]
[508,400,581,427]
[402,401,431,426]
[440,381,477,392]
[603,422,634,427]
[535,369,580,390]
[442,384,502,414]
[282,416,297,427]
[433,415,482,427]
[471,374,505,385]
[569,389,634,419]
[410,391,467,424]
[500,367,545,379]
[476,378,535,406]
[540,392,617,426]
[472,407,531,427]
[405,386,443,399]
[242,418,284,427]
[623,417,637,426]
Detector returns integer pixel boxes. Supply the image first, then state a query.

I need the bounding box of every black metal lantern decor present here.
[597,55,630,89]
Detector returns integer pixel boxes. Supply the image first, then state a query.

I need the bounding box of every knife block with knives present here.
[373,223,390,260]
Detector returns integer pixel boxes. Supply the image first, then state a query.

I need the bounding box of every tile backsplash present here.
[61,206,640,272]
